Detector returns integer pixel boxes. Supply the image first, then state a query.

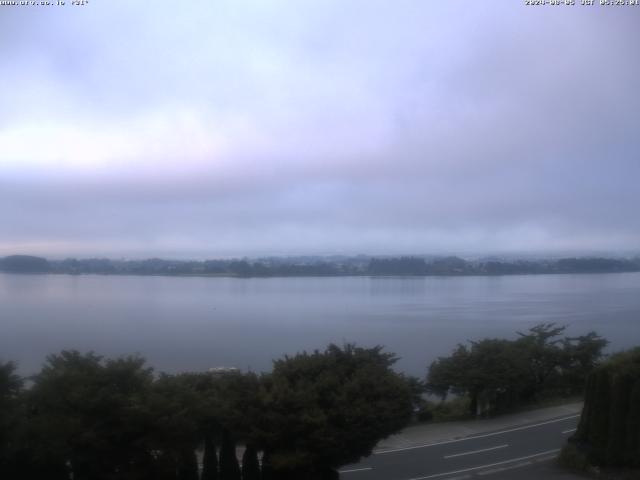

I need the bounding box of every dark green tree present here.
[219,428,241,480]
[0,361,23,478]
[261,450,274,480]
[427,324,608,416]
[146,373,208,478]
[241,444,260,480]
[561,332,609,393]
[515,323,567,399]
[428,340,527,415]
[211,371,261,441]
[26,351,155,480]
[201,433,219,480]
[426,345,470,401]
[177,448,199,480]
[571,348,640,468]
[255,344,413,478]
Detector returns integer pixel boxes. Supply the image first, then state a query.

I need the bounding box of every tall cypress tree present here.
[606,372,634,465]
[177,448,199,480]
[320,468,339,480]
[219,429,241,480]
[260,450,273,480]
[149,452,177,480]
[202,433,219,480]
[625,381,640,466]
[573,348,640,468]
[590,369,611,463]
[241,444,260,480]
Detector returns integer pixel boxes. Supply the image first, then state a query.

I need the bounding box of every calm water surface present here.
[1,272,640,376]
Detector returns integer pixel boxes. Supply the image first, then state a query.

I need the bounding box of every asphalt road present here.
[339,414,580,480]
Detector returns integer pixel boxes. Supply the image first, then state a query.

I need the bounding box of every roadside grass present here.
[414,397,472,423]
[558,443,591,473]
[558,444,640,480]
[414,394,583,424]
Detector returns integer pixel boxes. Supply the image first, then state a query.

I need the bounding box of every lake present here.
[1,272,640,377]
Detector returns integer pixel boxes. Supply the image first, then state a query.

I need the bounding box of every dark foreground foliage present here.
[426,323,608,417]
[0,344,413,480]
[567,347,640,470]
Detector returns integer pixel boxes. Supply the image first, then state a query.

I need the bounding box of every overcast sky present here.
[1,1,639,259]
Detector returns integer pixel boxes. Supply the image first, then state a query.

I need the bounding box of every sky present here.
[1,0,639,259]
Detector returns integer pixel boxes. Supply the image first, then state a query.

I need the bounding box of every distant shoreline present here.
[10,270,640,279]
[1,253,639,279]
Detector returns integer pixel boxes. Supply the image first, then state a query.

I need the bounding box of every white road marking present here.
[339,467,373,474]
[443,444,508,459]
[562,428,577,434]
[535,455,559,463]
[405,448,561,480]
[376,415,579,454]
[477,461,532,475]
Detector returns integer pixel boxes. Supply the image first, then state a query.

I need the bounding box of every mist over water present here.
[2,271,640,378]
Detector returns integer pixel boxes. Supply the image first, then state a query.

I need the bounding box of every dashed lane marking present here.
[339,467,373,474]
[404,448,561,480]
[534,455,559,463]
[443,444,509,459]
[376,415,579,455]
[476,461,532,476]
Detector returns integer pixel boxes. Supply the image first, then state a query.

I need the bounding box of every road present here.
[339,414,580,480]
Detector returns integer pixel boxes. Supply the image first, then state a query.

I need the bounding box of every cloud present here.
[1,1,639,257]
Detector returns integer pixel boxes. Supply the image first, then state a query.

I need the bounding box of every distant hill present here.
[0,255,50,273]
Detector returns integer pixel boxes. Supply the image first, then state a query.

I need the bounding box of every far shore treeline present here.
[1,254,640,277]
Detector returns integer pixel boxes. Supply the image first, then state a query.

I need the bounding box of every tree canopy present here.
[570,347,640,468]
[426,324,608,416]
[255,344,413,478]
[0,344,413,480]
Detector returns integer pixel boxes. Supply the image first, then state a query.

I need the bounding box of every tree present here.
[426,324,608,416]
[0,361,23,478]
[201,433,219,480]
[227,260,253,276]
[241,444,260,480]
[515,323,567,400]
[210,371,262,442]
[426,345,471,402]
[219,428,241,480]
[255,344,413,478]
[368,257,427,275]
[176,448,199,480]
[427,339,528,416]
[0,255,50,273]
[27,351,155,480]
[195,370,260,480]
[570,347,640,468]
[145,373,207,479]
[561,332,609,393]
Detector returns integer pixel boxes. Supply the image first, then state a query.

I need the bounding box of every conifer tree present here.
[177,448,199,480]
[219,429,241,480]
[241,444,260,480]
[202,433,219,480]
[260,450,274,480]
[572,347,640,468]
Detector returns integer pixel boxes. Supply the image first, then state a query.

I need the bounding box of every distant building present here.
[208,366,240,374]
